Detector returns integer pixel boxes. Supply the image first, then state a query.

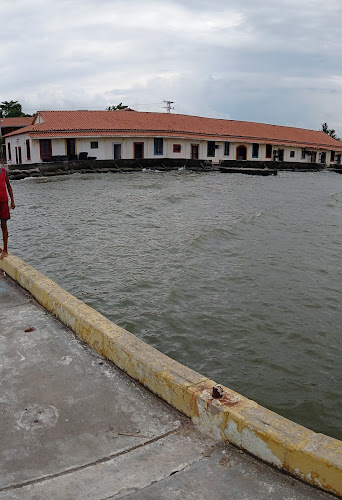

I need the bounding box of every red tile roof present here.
[0,116,33,128]
[3,110,342,151]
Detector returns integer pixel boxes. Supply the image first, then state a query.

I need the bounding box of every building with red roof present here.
[0,116,33,162]
[3,110,342,166]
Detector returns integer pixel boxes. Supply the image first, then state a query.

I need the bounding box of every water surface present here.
[9,170,342,440]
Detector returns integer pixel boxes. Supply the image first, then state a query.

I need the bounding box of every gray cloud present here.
[1,0,342,134]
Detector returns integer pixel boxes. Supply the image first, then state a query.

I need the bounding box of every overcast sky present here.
[2,0,342,134]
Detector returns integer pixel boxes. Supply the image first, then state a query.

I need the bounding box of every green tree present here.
[106,103,129,111]
[321,122,340,140]
[0,100,31,118]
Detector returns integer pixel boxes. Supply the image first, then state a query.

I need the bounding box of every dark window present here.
[154,138,163,155]
[290,150,295,158]
[331,151,335,162]
[40,139,52,160]
[26,139,31,161]
[301,148,306,159]
[224,142,230,156]
[7,143,11,161]
[207,141,215,157]
[266,144,272,158]
[91,141,98,149]
[173,144,181,153]
[252,143,259,158]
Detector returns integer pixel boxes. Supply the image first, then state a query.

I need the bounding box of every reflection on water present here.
[10,170,342,440]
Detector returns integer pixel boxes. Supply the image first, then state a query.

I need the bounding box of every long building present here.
[3,110,342,166]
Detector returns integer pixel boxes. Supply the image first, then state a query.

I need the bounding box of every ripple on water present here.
[9,171,342,440]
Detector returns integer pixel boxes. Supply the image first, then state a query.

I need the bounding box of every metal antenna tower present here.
[163,100,174,113]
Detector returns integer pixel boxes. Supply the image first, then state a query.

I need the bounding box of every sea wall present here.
[8,159,213,180]
[220,160,325,171]
[1,253,341,496]
[8,158,327,180]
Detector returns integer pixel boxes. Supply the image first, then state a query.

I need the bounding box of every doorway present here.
[134,142,144,159]
[66,138,76,157]
[113,143,122,160]
[236,145,247,160]
[191,144,199,159]
[15,146,22,164]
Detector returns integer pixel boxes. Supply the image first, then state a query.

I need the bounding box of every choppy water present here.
[8,170,342,440]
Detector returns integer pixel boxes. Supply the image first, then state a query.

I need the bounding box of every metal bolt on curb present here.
[212,385,224,399]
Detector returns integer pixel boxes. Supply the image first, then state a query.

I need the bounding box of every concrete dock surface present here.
[0,272,338,499]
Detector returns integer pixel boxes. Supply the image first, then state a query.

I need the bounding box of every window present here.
[252,143,259,158]
[7,143,11,161]
[290,151,295,158]
[154,138,163,155]
[331,151,335,162]
[91,141,98,149]
[266,144,272,158]
[301,148,306,159]
[173,144,181,153]
[26,139,31,161]
[207,141,215,157]
[224,142,230,156]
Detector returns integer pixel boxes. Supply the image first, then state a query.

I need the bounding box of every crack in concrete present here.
[0,426,183,493]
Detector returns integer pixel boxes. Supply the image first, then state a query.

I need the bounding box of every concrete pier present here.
[0,264,340,499]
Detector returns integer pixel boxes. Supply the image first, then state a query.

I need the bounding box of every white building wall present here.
[4,134,340,166]
[5,134,33,166]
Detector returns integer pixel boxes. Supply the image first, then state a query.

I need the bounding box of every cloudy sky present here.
[2,0,342,134]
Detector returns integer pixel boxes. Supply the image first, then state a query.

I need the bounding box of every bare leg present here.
[0,221,8,259]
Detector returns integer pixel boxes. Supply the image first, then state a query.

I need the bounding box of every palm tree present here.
[106,103,129,111]
[321,122,340,140]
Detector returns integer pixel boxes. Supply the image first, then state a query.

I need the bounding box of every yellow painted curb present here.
[2,254,342,496]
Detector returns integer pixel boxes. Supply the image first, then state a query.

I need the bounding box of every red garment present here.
[0,202,10,221]
[0,169,10,221]
[0,168,8,202]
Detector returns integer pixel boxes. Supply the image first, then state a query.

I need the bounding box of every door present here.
[191,144,199,159]
[66,138,76,157]
[114,143,122,159]
[278,149,284,161]
[15,147,22,164]
[134,142,144,159]
[40,139,52,160]
[236,145,247,160]
[312,152,317,163]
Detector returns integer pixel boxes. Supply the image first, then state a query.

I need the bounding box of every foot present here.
[0,251,8,260]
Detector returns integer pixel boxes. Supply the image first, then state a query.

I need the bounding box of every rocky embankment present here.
[9,159,214,180]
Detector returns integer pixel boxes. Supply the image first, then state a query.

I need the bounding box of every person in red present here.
[0,164,15,260]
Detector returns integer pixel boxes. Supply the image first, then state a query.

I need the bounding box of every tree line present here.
[0,100,32,118]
